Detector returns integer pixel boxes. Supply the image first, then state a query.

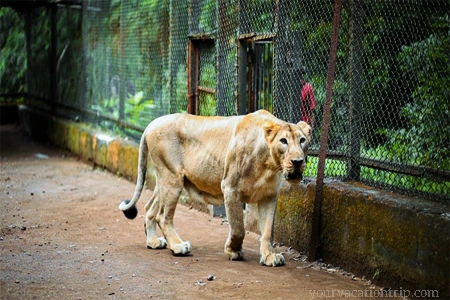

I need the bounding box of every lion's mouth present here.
[284,166,304,180]
[285,171,303,180]
[284,160,305,180]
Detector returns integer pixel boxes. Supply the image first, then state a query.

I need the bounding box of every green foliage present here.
[393,15,450,170]
[304,157,347,177]
[299,2,449,197]
[92,97,119,120]
[360,166,449,196]
[29,8,51,98]
[362,14,450,172]
[92,91,155,129]
[125,91,155,127]
[198,61,216,116]
[174,68,187,113]
[199,93,216,116]
[198,0,216,33]
[0,8,26,94]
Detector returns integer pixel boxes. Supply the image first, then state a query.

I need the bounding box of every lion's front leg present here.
[258,197,285,267]
[223,189,245,261]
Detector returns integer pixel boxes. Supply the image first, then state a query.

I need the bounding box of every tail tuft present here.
[119,200,138,219]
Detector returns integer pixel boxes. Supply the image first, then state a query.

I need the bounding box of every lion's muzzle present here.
[285,158,306,180]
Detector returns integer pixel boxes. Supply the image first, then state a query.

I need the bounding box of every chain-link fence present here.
[1,0,449,201]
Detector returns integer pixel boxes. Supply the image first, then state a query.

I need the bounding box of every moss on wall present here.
[321,181,449,295]
[274,180,315,250]
[118,141,139,182]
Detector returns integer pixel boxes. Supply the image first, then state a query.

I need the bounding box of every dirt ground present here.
[0,124,402,300]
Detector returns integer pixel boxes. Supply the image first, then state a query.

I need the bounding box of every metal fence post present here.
[309,0,342,262]
[119,0,125,120]
[237,38,248,115]
[81,1,88,116]
[273,0,290,120]
[50,3,58,106]
[348,0,364,181]
[24,10,32,100]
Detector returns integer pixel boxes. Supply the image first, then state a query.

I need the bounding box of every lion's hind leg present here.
[144,190,167,249]
[156,183,192,255]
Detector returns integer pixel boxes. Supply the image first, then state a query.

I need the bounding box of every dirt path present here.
[0,124,400,299]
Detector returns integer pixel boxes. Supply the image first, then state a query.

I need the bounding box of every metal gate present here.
[249,41,273,113]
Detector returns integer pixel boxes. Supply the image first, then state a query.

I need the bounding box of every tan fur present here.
[119,110,311,266]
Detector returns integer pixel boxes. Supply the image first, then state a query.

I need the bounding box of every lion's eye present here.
[300,137,306,144]
[280,138,288,145]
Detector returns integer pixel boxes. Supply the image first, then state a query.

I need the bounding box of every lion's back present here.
[145,113,242,197]
[143,110,287,203]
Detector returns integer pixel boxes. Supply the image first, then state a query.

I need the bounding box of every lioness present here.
[119,110,311,266]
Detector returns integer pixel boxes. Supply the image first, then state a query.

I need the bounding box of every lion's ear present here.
[263,120,280,142]
[297,121,312,138]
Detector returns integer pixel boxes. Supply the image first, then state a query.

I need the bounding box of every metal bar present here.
[252,33,276,42]
[56,42,70,76]
[188,33,216,40]
[267,43,273,111]
[187,40,196,114]
[81,0,88,113]
[195,46,200,115]
[24,96,146,134]
[237,33,276,42]
[309,0,342,262]
[237,33,257,40]
[308,148,450,182]
[248,43,254,112]
[348,0,364,180]
[0,93,30,98]
[24,10,32,99]
[237,39,248,115]
[197,86,216,94]
[56,3,102,12]
[50,3,57,107]
[118,1,125,120]
[358,158,450,182]
[254,44,265,109]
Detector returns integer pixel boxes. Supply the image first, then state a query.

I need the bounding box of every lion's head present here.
[264,120,312,180]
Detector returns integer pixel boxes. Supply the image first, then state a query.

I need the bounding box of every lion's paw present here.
[170,241,192,255]
[260,253,285,267]
[225,248,244,261]
[147,237,167,249]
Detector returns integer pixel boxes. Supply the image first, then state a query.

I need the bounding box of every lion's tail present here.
[118,131,148,219]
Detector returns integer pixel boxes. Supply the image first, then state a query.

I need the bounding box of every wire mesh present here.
[56,4,83,112]
[197,42,216,116]
[1,0,448,201]
[216,0,238,116]
[0,8,27,97]
[29,7,51,102]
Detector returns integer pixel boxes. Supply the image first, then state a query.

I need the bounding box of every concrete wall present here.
[18,106,449,298]
[268,180,449,297]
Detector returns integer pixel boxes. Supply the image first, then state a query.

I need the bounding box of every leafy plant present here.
[92,97,119,119]
[0,8,26,95]
[125,91,155,126]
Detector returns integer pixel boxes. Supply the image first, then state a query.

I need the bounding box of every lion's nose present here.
[291,159,304,166]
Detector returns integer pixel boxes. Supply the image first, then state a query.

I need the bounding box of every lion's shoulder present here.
[235,110,288,137]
